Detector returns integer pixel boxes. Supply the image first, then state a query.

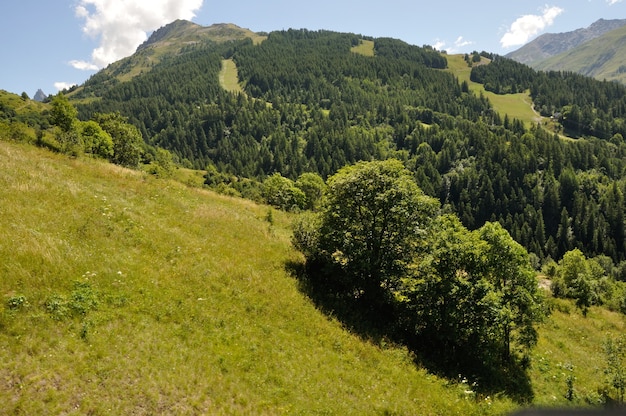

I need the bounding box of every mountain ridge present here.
[506,18,626,65]
[533,24,626,83]
[136,20,261,53]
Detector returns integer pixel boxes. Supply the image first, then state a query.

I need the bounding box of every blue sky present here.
[1,0,624,97]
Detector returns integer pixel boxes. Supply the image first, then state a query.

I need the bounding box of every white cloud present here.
[500,5,564,48]
[73,0,204,70]
[454,36,473,50]
[607,0,622,4]
[432,36,474,54]
[433,39,446,51]
[54,82,77,91]
[69,60,100,71]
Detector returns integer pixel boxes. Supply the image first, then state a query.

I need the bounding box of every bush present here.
[6,295,27,311]
[263,173,306,212]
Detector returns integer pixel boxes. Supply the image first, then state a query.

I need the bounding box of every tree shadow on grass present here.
[411,343,535,404]
[285,259,535,404]
[285,259,397,344]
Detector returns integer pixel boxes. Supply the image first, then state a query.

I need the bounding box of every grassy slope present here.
[219,59,244,94]
[351,39,375,57]
[0,140,513,415]
[534,25,626,85]
[0,91,47,113]
[531,299,626,407]
[445,55,546,129]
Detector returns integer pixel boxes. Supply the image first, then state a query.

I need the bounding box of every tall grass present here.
[0,141,515,414]
[531,298,626,408]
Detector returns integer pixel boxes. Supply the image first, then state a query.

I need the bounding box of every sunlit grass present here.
[531,296,626,408]
[219,59,244,94]
[445,54,546,129]
[351,39,375,57]
[0,140,516,414]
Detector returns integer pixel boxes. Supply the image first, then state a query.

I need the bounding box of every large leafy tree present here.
[315,159,439,301]
[262,173,306,212]
[49,93,82,155]
[478,221,545,362]
[394,216,544,396]
[294,159,545,397]
[93,112,144,167]
[295,172,326,211]
[79,120,113,159]
[49,93,78,133]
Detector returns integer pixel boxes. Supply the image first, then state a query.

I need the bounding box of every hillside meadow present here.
[444,54,543,129]
[0,140,517,414]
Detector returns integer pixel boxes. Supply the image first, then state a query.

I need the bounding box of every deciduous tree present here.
[315,159,438,301]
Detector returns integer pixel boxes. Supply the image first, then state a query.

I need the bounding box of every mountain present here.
[5,20,626,410]
[532,24,626,84]
[67,20,626,267]
[506,18,626,66]
[71,21,263,91]
[136,20,263,53]
[33,88,46,102]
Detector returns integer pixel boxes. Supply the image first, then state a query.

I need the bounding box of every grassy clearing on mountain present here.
[219,58,244,94]
[351,39,375,57]
[445,54,544,128]
[0,140,515,414]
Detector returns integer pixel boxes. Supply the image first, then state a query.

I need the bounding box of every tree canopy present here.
[317,159,438,301]
[294,160,545,398]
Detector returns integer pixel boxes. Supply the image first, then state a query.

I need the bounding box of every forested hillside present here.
[70,22,626,269]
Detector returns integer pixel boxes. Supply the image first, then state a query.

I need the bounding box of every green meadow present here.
[219,59,244,94]
[0,140,516,414]
[351,39,375,57]
[445,54,544,129]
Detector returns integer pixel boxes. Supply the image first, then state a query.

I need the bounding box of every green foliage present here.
[396,217,544,398]
[79,120,114,158]
[262,172,306,211]
[603,336,626,404]
[296,160,544,399]
[93,112,144,167]
[295,172,325,210]
[6,295,27,311]
[315,159,438,299]
[550,249,626,316]
[55,127,84,157]
[45,280,99,320]
[49,93,78,132]
[144,146,175,178]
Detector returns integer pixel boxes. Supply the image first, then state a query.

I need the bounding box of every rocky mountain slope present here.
[506,18,626,66]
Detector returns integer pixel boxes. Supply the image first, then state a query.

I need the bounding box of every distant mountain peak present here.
[136,20,257,53]
[33,89,47,102]
[506,18,626,66]
[136,20,202,52]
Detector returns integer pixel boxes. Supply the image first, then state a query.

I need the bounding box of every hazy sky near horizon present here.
[1,0,624,97]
